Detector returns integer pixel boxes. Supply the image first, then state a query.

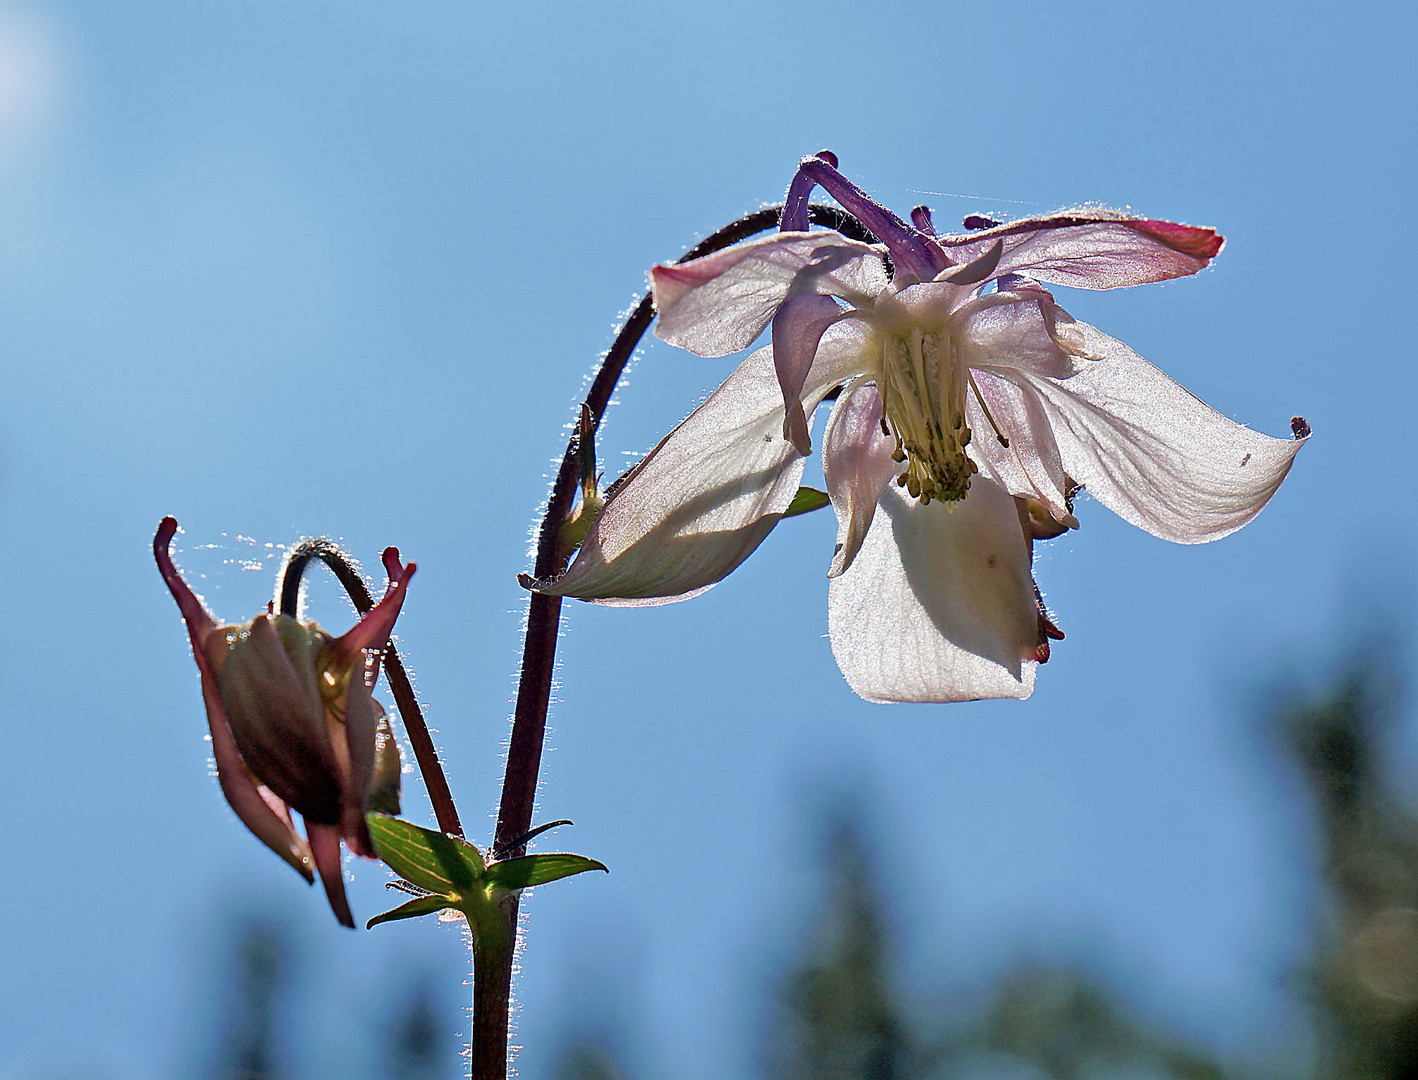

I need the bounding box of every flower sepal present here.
[154,516,416,928]
[782,486,831,518]
[364,814,608,938]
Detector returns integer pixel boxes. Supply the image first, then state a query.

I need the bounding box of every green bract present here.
[365,814,607,936]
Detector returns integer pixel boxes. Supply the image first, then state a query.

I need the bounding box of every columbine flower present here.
[526,153,1305,703]
[154,517,413,926]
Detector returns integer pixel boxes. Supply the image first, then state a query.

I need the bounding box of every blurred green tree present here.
[204,917,288,1080]
[766,809,908,1080]
[1281,649,1418,1080]
[762,807,1231,1080]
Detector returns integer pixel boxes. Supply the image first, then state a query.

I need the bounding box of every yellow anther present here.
[871,322,975,504]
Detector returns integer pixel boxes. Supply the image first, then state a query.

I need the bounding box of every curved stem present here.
[475,203,875,1080]
[278,540,463,839]
[495,202,875,855]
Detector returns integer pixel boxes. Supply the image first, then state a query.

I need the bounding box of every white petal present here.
[773,292,844,454]
[1004,321,1304,543]
[652,233,888,356]
[537,341,856,605]
[828,480,1038,703]
[822,380,899,578]
[942,293,1076,520]
[965,369,1074,524]
[954,291,1074,379]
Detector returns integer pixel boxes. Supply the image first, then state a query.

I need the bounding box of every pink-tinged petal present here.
[531,335,862,605]
[950,294,1078,521]
[822,381,899,578]
[941,239,1003,286]
[154,518,314,881]
[994,272,1054,299]
[1128,219,1225,260]
[362,547,407,685]
[965,369,1075,526]
[953,290,1076,379]
[773,292,844,454]
[1009,321,1305,542]
[828,480,1038,703]
[652,233,887,356]
[937,213,1223,290]
[333,561,416,661]
[308,822,355,928]
[154,517,217,641]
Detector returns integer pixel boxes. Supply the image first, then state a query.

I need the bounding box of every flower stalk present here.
[278,539,463,840]
[476,202,875,1080]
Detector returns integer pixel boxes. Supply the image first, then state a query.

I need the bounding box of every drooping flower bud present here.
[154,517,415,927]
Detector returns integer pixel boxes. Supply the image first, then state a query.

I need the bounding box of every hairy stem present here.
[278,540,463,839]
[475,204,875,1079]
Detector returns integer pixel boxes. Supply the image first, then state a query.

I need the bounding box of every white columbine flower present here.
[526,153,1306,703]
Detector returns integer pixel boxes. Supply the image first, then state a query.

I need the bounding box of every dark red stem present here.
[278,540,463,838]
[473,203,876,1080]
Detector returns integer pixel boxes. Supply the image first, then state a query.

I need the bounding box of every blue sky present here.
[1,1,1413,1077]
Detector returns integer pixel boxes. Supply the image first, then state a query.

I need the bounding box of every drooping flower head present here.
[528,154,1306,703]
[154,517,414,926]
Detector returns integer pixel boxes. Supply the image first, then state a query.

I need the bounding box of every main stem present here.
[472,204,876,1079]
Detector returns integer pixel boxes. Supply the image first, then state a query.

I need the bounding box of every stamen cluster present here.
[872,324,977,504]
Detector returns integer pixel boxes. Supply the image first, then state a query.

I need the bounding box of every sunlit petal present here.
[652,233,887,356]
[153,518,315,880]
[333,561,416,660]
[206,670,316,883]
[965,369,1074,525]
[828,480,1038,702]
[340,677,380,859]
[1008,321,1304,541]
[953,290,1075,379]
[938,213,1222,289]
[773,292,844,454]
[534,341,855,604]
[823,381,899,578]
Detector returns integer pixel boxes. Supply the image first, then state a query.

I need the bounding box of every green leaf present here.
[783,486,830,517]
[366,894,456,929]
[366,814,486,895]
[483,853,608,892]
